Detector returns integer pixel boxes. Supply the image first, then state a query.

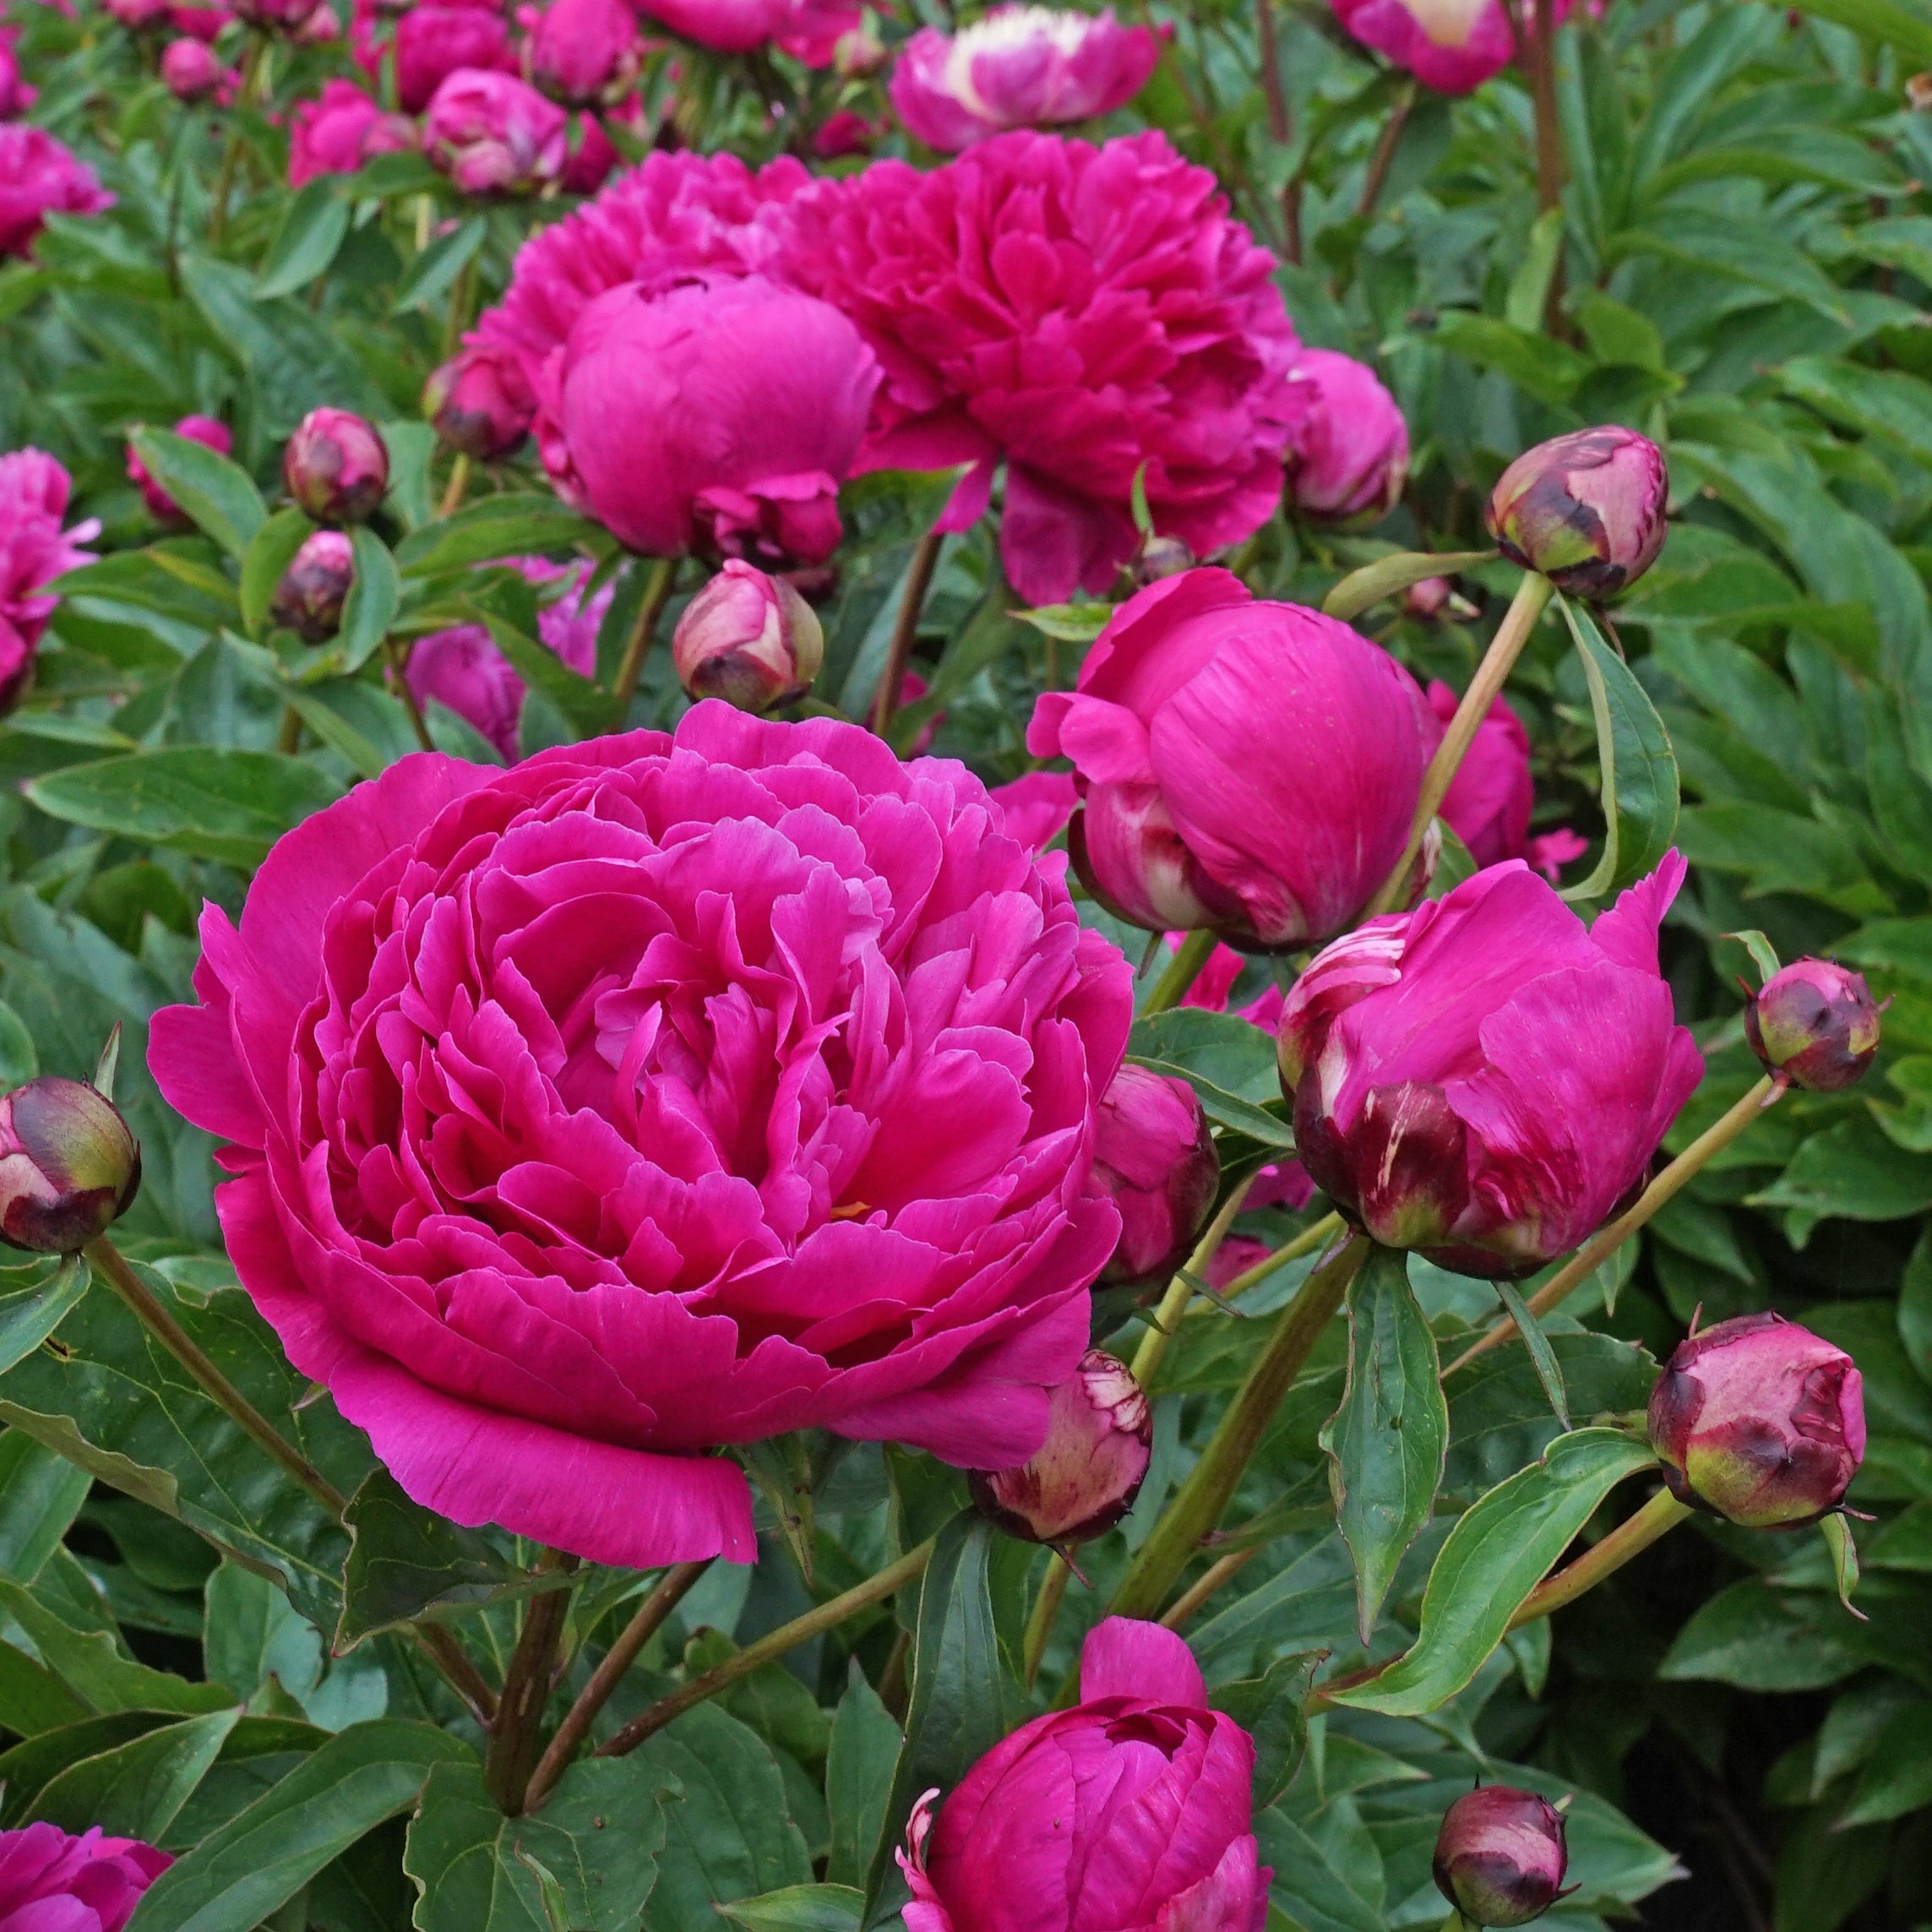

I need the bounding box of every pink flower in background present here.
[1027,569,1431,949]
[127,414,232,521]
[812,108,881,158]
[105,0,171,26]
[169,3,231,40]
[988,770,1077,855]
[396,3,517,112]
[405,557,611,758]
[159,35,233,99]
[0,127,112,259]
[531,0,643,104]
[1280,855,1704,1276]
[1091,1063,1217,1287]
[634,0,858,64]
[1427,682,1586,882]
[423,341,536,460]
[425,69,569,196]
[1283,347,1409,524]
[0,1823,170,1932]
[150,705,1130,1565]
[288,81,416,187]
[778,131,1304,607]
[890,6,1162,151]
[901,1618,1269,1932]
[0,448,98,710]
[1331,0,1570,95]
[559,109,622,193]
[547,272,878,564]
[0,30,37,118]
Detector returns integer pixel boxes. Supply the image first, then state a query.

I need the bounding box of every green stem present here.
[611,558,677,715]
[1212,1211,1346,1303]
[1129,1175,1256,1388]
[1105,1233,1368,1624]
[1442,1075,1780,1378]
[384,638,435,754]
[208,35,264,246]
[441,255,478,364]
[598,1537,935,1756]
[485,1549,580,1815]
[1370,571,1554,915]
[1021,1555,1073,1689]
[1158,1543,1261,1630]
[873,530,944,740]
[1356,84,1413,220]
[1506,1487,1692,1629]
[1141,928,1217,1016]
[438,454,471,521]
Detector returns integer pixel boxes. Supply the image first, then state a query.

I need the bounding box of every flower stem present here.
[1129,1175,1256,1388]
[417,1625,499,1725]
[209,35,264,246]
[599,1537,935,1757]
[1441,1075,1779,1379]
[524,1559,711,1811]
[1021,1555,1073,1689]
[1105,1233,1368,1624]
[611,557,677,715]
[1158,1543,1261,1630]
[1505,1486,1692,1630]
[873,530,944,741]
[1370,570,1554,915]
[438,453,471,521]
[1141,928,1217,1016]
[1356,84,1414,220]
[441,255,478,364]
[384,637,435,754]
[1212,1211,1346,1303]
[1525,0,1568,330]
[486,1548,581,1815]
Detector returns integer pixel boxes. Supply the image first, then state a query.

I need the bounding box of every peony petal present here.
[1079,1617,1207,1708]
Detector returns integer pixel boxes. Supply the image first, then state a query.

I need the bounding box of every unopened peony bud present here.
[422,344,535,460]
[1091,1064,1218,1287]
[0,1077,141,1253]
[424,69,569,198]
[672,561,825,711]
[833,12,884,74]
[231,0,322,30]
[1485,426,1667,597]
[1434,1788,1570,1929]
[270,530,355,642]
[1650,1311,1865,1528]
[282,409,389,526]
[160,35,228,99]
[128,414,231,521]
[105,0,171,27]
[530,0,642,106]
[1744,958,1883,1093]
[969,1349,1152,1546]
[1132,532,1194,585]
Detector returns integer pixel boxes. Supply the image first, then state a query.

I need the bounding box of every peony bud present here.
[128,414,231,522]
[231,0,323,30]
[269,529,355,643]
[281,409,389,526]
[159,35,229,99]
[1091,1064,1218,1287]
[424,69,569,198]
[1744,958,1883,1093]
[1484,426,1668,597]
[671,561,824,712]
[1649,1311,1865,1528]
[1132,531,1194,586]
[833,12,884,75]
[0,1076,141,1253]
[422,343,535,460]
[1433,1787,1570,1929]
[1283,347,1410,525]
[105,0,171,28]
[969,1349,1152,1547]
[529,0,643,106]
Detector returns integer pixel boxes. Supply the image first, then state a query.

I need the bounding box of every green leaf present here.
[472,610,617,738]
[1427,313,1592,406]
[1011,601,1112,643]
[402,1756,672,1932]
[1127,1007,1293,1148]
[825,1662,900,1891]
[1491,1282,1570,1430]
[395,497,606,577]
[26,1706,239,1841]
[0,1428,92,1582]
[24,750,341,869]
[1819,1514,1862,1618]
[203,1563,322,1709]
[0,1714,180,1825]
[1554,594,1679,901]
[1750,1116,1932,1243]
[1320,1244,1448,1644]
[241,509,317,639]
[1330,1429,1659,1716]
[1782,356,1932,474]
[336,1467,525,1648]
[338,528,402,674]
[0,1640,90,1736]
[1660,1576,1866,1690]
[1321,550,1496,623]
[0,1578,233,1716]
[1504,208,1567,334]
[125,431,266,560]
[1839,1701,1932,1824]
[0,1256,90,1380]
[717,1887,865,1932]
[254,179,352,302]
[1207,1652,1320,1809]
[279,678,421,782]
[1790,0,1932,66]
[836,469,971,560]
[1254,1806,1382,1932]
[391,217,487,315]
[1724,928,1783,984]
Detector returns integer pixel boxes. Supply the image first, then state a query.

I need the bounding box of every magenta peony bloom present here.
[231,0,316,30]
[1283,346,1409,524]
[901,1617,1268,1932]
[1434,1788,1570,1929]
[288,80,416,187]
[547,273,878,566]
[1280,855,1704,1276]
[405,556,610,759]
[1744,957,1885,1093]
[1330,0,1571,95]
[159,35,232,99]
[0,127,112,260]
[987,770,1076,856]
[0,30,36,119]
[634,0,858,64]
[530,0,642,106]
[106,0,171,25]
[0,448,97,712]
[425,69,569,196]
[396,3,517,112]
[150,705,1131,1565]
[777,130,1303,607]
[1426,682,1586,884]
[1028,569,1431,949]
[1649,1311,1866,1528]
[890,6,1162,152]
[812,107,881,159]
[1091,1063,1217,1287]
[0,1823,169,1932]
[559,109,622,194]
[127,414,232,522]
[170,2,231,39]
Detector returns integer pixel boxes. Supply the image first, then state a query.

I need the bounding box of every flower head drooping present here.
[1433,1788,1570,1929]
[1486,426,1668,598]
[1744,958,1885,1093]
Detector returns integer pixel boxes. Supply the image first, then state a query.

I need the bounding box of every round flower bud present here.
[422,344,535,461]
[0,1076,142,1253]
[160,36,228,99]
[1433,1787,1570,1929]
[128,414,231,521]
[105,0,171,28]
[1091,1064,1218,1287]
[1132,531,1194,586]
[969,1349,1152,1547]
[1484,426,1668,597]
[230,0,321,30]
[529,0,642,108]
[1649,1311,1865,1528]
[1744,958,1883,1093]
[282,410,389,527]
[671,561,825,713]
[269,530,355,643]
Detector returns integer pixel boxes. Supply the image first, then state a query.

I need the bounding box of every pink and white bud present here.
[269,529,355,643]
[1091,1063,1218,1287]
[282,408,389,526]
[1433,1788,1570,1929]
[0,1076,141,1254]
[1486,426,1668,597]
[671,560,824,712]
[1744,958,1884,1093]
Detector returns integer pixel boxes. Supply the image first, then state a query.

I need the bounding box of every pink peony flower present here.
[1283,346,1409,524]
[0,127,112,260]
[405,556,610,759]
[559,109,622,194]
[901,1617,1269,1932]
[530,0,642,105]
[1427,682,1586,883]
[634,0,858,65]
[1279,855,1704,1276]
[1091,1063,1217,1287]
[812,107,881,159]
[105,0,171,26]
[169,3,231,39]
[987,770,1076,856]
[1027,568,1432,949]
[0,1823,169,1932]
[159,35,233,99]
[288,80,416,188]
[776,130,1304,607]
[1330,0,1572,95]
[396,3,518,111]
[547,272,878,566]
[890,6,1162,151]
[0,448,98,711]
[425,69,569,196]
[150,705,1131,1565]
[423,341,536,460]
[127,414,233,521]
[0,30,36,119]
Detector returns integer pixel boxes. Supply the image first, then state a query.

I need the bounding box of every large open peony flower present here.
[151,706,1131,1565]
[0,448,98,712]
[0,1824,169,1932]
[0,125,112,259]
[776,130,1304,607]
